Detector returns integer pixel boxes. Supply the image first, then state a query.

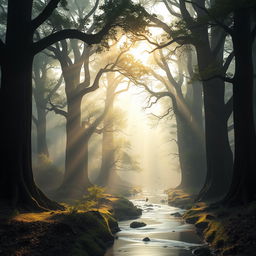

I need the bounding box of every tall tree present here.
[218,2,256,205]
[33,53,63,159]
[0,0,146,210]
[145,0,233,200]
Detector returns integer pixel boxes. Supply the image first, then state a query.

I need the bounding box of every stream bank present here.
[0,195,141,256]
[167,189,256,256]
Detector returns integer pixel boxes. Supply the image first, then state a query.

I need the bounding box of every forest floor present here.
[166,189,256,256]
[0,194,142,256]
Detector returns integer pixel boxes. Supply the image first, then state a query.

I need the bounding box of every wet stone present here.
[130,221,147,228]
[186,216,200,224]
[192,246,211,256]
[142,237,150,242]
[195,221,209,230]
[171,212,182,217]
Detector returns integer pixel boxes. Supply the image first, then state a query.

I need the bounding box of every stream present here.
[105,192,206,256]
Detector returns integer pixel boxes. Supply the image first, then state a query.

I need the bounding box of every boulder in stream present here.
[130,221,147,228]
[142,237,150,242]
[192,246,211,256]
[171,212,182,217]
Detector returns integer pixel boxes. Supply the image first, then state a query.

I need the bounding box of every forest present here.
[0,0,256,256]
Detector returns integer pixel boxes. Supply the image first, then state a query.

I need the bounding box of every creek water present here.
[105,192,206,256]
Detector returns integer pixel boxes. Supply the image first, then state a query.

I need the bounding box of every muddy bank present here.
[0,196,141,256]
[167,189,256,256]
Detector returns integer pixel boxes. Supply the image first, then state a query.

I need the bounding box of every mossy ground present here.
[0,195,142,256]
[167,189,256,256]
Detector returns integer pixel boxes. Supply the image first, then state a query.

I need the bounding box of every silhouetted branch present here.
[199,75,234,83]
[225,96,233,121]
[32,0,61,31]
[82,0,100,24]
[32,114,38,126]
[150,36,191,52]
[163,0,182,18]
[46,74,63,102]
[184,0,234,35]
[223,51,234,73]
[77,48,129,96]
[151,106,174,119]
[47,100,67,118]
[33,0,129,54]
[228,124,234,132]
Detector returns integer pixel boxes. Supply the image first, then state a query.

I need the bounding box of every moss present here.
[57,211,115,256]
[111,197,142,220]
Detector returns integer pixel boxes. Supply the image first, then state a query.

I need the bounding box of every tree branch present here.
[185,0,234,35]
[31,0,61,31]
[47,101,67,118]
[222,51,234,74]
[81,0,100,25]
[32,114,39,126]
[33,0,129,54]
[225,95,233,121]
[46,74,63,102]
[199,74,234,83]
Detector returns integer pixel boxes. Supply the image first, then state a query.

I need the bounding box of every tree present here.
[0,0,147,211]
[33,53,63,159]
[95,73,129,188]
[149,47,206,192]
[145,0,233,200]
[215,2,256,205]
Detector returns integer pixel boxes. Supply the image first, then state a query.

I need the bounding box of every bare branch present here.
[163,0,182,18]
[81,0,100,25]
[46,74,63,102]
[225,95,233,121]
[223,51,234,73]
[32,0,61,31]
[114,81,131,95]
[32,114,39,126]
[150,35,191,53]
[47,100,67,118]
[228,124,234,132]
[199,75,234,84]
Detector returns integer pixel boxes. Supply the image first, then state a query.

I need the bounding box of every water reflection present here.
[105,193,204,256]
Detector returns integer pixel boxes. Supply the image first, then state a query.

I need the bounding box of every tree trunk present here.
[174,90,205,193]
[0,2,61,210]
[222,8,256,205]
[96,87,115,187]
[35,101,49,157]
[58,92,92,198]
[195,30,233,201]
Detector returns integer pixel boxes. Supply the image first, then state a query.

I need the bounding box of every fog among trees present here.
[0,0,256,255]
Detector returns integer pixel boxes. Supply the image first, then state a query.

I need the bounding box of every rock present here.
[146,208,154,211]
[206,231,216,243]
[171,212,182,217]
[206,214,215,220]
[195,221,209,230]
[192,246,211,256]
[186,216,199,224]
[142,237,150,242]
[130,221,147,228]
